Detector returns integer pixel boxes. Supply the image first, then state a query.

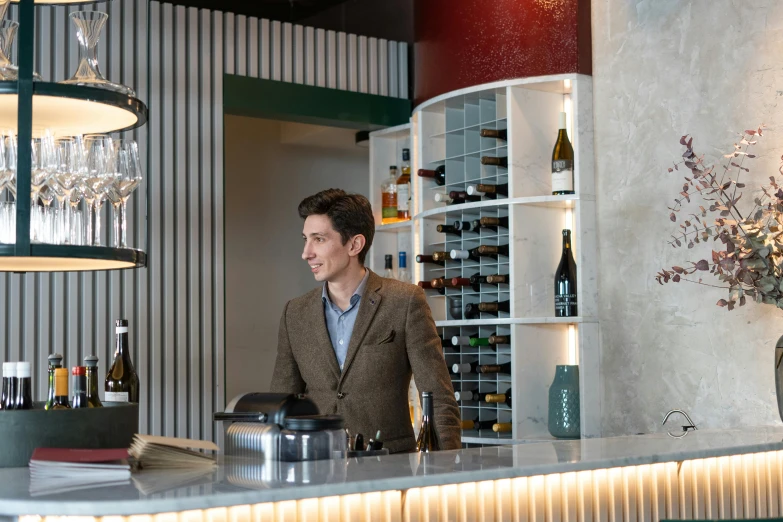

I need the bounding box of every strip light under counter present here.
[18,449,783,522]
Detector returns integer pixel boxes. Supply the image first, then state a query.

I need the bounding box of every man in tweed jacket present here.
[270,189,461,453]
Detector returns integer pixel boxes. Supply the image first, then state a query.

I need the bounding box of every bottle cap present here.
[54,368,68,377]
[398,252,407,268]
[3,361,16,377]
[48,352,63,363]
[559,111,567,129]
[389,165,397,170]
[71,366,86,376]
[84,355,99,367]
[17,362,31,378]
[402,149,410,161]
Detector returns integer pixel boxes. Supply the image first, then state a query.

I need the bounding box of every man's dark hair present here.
[298,189,375,265]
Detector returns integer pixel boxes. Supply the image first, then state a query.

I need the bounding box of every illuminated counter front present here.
[3,428,783,521]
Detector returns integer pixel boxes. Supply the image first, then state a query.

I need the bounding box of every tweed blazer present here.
[270,269,461,453]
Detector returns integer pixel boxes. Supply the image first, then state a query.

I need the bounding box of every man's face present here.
[302,214,354,282]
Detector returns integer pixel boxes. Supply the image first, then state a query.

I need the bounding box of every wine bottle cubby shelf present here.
[368,74,598,445]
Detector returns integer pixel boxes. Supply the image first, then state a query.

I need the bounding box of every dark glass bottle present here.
[466,183,508,199]
[469,333,511,347]
[2,362,16,410]
[448,190,481,203]
[436,224,461,236]
[461,418,510,432]
[472,216,509,231]
[451,335,477,347]
[555,229,578,317]
[418,166,446,186]
[451,244,509,262]
[71,366,88,409]
[479,128,507,141]
[15,362,33,410]
[418,281,445,295]
[45,353,64,410]
[469,273,509,290]
[453,388,511,407]
[105,319,140,403]
[416,254,446,267]
[464,300,510,319]
[384,254,395,279]
[480,156,508,168]
[552,111,575,195]
[52,368,71,409]
[453,221,475,232]
[450,360,511,375]
[84,355,103,408]
[416,391,441,452]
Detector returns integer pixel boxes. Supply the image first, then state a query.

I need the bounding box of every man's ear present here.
[348,234,366,258]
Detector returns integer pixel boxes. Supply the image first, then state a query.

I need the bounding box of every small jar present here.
[279,415,346,462]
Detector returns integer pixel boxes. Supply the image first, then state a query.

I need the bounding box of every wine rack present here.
[368,74,598,445]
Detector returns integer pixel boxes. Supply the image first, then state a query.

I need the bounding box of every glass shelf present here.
[0,245,146,272]
[0,82,147,137]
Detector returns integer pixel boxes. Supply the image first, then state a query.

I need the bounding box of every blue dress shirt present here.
[322,269,370,370]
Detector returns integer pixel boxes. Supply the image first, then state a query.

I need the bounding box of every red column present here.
[414,0,592,106]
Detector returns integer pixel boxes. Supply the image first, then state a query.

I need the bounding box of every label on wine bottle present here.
[555,293,578,315]
[552,159,574,192]
[397,183,410,211]
[105,391,129,402]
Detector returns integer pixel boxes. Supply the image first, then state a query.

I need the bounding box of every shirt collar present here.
[322,268,370,308]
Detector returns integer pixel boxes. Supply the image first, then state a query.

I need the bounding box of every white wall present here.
[593,1,783,434]
[225,116,370,401]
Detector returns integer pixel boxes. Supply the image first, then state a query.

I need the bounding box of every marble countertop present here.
[3,427,783,516]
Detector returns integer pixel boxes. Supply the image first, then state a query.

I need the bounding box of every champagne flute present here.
[113,140,142,248]
[84,134,114,246]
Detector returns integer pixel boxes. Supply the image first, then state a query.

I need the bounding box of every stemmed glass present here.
[83,134,115,246]
[30,134,56,243]
[112,140,142,248]
[53,137,85,245]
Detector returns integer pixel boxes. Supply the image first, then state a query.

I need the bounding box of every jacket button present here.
[337,392,345,399]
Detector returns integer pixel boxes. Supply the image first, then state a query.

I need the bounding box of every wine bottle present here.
[468,334,509,347]
[479,128,507,141]
[381,166,399,223]
[555,229,578,317]
[461,418,501,430]
[466,183,508,199]
[418,281,445,295]
[492,422,513,433]
[473,216,509,230]
[44,352,63,410]
[418,165,446,186]
[52,368,71,409]
[449,191,481,203]
[436,224,461,236]
[552,111,575,195]
[384,254,395,279]
[439,336,452,348]
[84,355,103,408]
[450,244,509,262]
[396,149,412,220]
[397,252,411,283]
[469,273,509,288]
[453,221,476,232]
[431,277,470,290]
[481,156,508,168]
[71,366,88,409]
[451,335,477,347]
[454,389,508,404]
[15,362,33,410]
[105,319,140,403]
[451,361,512,375]
[446,277,472,288]
[433,192,453,204]
[2,362,16,410]
[416,391,441,452]
[416,254,445,267]
[464,300,510,319]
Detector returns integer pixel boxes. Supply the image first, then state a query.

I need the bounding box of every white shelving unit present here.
[367,123,414,275]
[411,74,599,444]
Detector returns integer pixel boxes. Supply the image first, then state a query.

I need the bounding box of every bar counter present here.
[3,428,783,521]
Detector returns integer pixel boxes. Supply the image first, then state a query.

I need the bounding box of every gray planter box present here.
[0,402,138,468]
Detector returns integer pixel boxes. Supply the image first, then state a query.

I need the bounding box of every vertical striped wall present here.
[3,0,409,441]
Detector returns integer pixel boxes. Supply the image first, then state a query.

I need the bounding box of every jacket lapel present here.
[339,270,383,381]
[308,289,342,380]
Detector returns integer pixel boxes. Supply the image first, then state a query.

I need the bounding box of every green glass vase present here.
[548,365,581,439]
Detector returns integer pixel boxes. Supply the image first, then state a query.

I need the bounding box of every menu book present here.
[129,434,219,469]
[29,448,132,481]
